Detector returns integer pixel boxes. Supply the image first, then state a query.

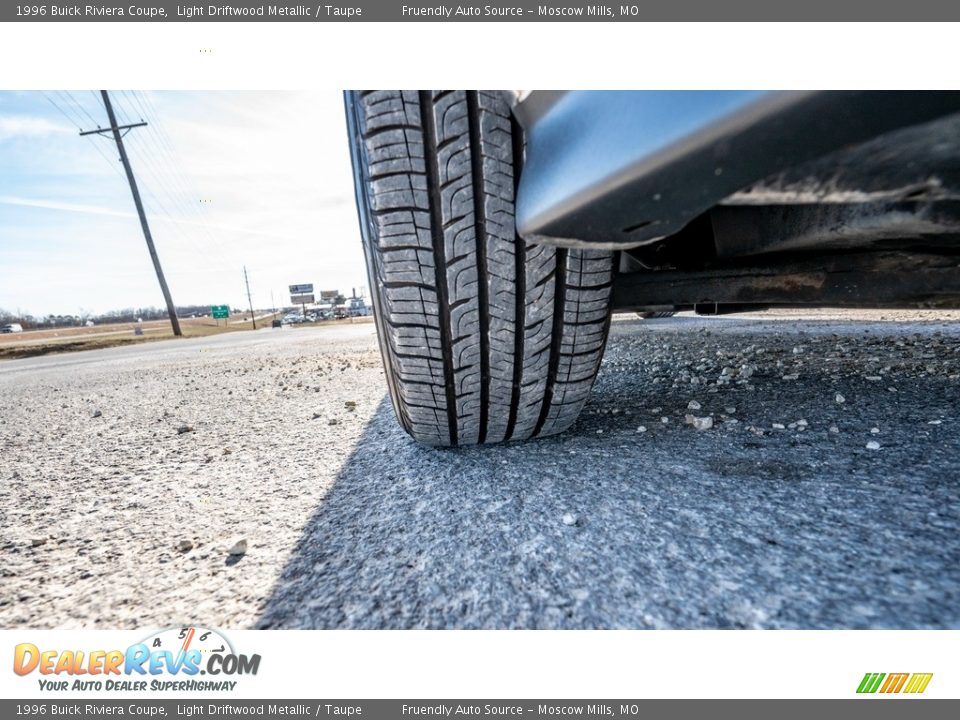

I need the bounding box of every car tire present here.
[345,90,615,447]
[637,311,676,319]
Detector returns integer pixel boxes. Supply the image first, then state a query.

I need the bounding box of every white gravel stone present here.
[687,400,702,410]
[866,441,881,450]
[561,513,578,526]
[835,393,845,404]
[685,414,714,431]
[227,539,248,556]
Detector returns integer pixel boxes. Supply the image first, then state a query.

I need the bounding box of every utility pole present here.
[244,266,256,329]
[82,90,181,337]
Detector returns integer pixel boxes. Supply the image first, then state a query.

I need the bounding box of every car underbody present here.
[511,90,960,314]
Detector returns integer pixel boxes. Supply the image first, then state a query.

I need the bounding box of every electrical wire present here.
[63,90,101,129]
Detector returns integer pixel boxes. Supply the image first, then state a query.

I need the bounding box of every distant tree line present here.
[0,305,236,329]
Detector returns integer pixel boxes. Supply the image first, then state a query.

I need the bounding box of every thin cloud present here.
[0,115,72,142]
[0,193,350,241]
[0,195,132,218]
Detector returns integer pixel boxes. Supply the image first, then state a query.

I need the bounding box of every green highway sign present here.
[212,305,230,319]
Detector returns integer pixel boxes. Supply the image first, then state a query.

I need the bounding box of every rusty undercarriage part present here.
[611,251,960,311]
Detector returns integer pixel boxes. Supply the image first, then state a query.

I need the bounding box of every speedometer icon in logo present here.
[140,626,234,660]
[129,625,259,678]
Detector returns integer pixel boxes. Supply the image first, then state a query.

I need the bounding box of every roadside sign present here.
[211,305,230,319]
[289,283,314,295]
[291,294,315,305]
[320,289,339,301]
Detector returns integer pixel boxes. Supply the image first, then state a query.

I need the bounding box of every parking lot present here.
[1,312,958,629]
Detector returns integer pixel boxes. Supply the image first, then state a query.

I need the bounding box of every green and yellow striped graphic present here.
[857,672,933,694]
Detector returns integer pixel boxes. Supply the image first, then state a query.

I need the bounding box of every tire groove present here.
[419,90,459,446]
[362,123,419,139]
[505,113,526,442]
[381,281,439,291]
[368,169,420,182]
[534,247,567,437]
[466,91,490,444]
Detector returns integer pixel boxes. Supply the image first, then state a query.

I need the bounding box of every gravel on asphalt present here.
[1,312,958,629]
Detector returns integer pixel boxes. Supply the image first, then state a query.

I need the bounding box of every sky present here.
[0,91,367,317]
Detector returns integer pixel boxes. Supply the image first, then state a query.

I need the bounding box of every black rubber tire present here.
[346,90,614,447]
[637,311,676,319]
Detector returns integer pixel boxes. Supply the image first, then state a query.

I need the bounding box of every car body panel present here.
[514,90,960,249]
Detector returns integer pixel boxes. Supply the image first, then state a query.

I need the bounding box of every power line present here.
[83,135,127,182]
[110,90,138,127]
[128,91,233,259]
[121,90,147,122]
[80,91,235,276]
[42,91,127,182]
[136,92,228,238]
[64,90,101,129]
[118,127,234,271]
[41,91,83,130]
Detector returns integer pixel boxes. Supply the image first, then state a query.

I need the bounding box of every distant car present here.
[1,323,23,333]
[346,90,960,446]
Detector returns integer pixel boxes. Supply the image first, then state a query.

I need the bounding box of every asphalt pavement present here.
[1,312,958,629]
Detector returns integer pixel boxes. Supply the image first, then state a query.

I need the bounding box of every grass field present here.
[0,314,278,360]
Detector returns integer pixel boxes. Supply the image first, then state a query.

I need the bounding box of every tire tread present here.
[353,90,613,446]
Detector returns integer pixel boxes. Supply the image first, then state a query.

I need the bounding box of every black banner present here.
[3,700,959,719]
[4,1,960,22]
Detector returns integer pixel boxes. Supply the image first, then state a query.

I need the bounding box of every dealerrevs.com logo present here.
[13,626,260,693]
[857,673,933,695]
